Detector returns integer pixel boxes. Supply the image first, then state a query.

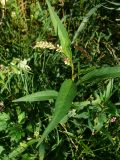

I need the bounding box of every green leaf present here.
[18,112,25,123]
[39,143,45,160]
[72,4,102,44]
[0,113,10,131]
[94,113,107,132]
[0,146,4,154]
[103,79,113,102]
[106,1,120,6]
[46,0,72,60]
[75,112,89,119]
[12,90,58,102]
[3,139,38,160]
[37,79,77,147]
[77,66,120,85]
[7,142,27,159]
[8,126,25,143]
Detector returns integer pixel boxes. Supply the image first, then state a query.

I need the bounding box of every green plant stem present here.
[71,63,75,81]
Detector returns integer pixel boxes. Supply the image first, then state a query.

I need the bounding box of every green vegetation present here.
[0,0,120,159]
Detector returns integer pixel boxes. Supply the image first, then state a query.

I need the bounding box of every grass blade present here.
[3,139,38,160]
[77,66,120,85]
[72,4,102,44]
[37,79,77,147]
[12,90,58,102]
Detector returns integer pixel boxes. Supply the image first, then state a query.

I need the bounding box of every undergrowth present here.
[0,0,120,159]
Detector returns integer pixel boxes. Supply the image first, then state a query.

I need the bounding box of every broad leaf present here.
[94,113,107,132]
[77,66,120,85]
[0,112,10,131]
[12,90,58,102]
[46,0,72,60]
[37,79,77,146]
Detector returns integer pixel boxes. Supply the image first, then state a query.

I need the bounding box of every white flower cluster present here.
[34,41,63,53]
[110,116,117,122]
[0,58,31,75]
[34,41,72,66]
[63,57,71,66]
[11,11,16,18]
[0,0,8,7]
[18,59,31,71]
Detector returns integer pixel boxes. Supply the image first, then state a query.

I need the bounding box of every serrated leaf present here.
[18,112,25,123]
[0,121,8,131]
[46,0,72,60]
[37,79,77,147]
[77,66,120,85]
[12,90,58,102]
[0,112,10,131]
[0,112,9,121]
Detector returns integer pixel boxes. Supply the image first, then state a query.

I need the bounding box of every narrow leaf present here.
[12,90,58,102]
[104,79,113,102]
[37,79,77,147]
[106,1,120,6]
[46,0,72,60]
[77,66,120,85]
[39,143,45,160]
[72,4,102,44]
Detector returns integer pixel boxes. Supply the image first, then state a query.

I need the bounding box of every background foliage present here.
[0,0,120,159]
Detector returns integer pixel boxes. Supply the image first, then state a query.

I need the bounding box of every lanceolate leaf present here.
[37,79,77,147]
[46,0,72,60]
[106,1,120,6]
[77,66,120,85]
[72,4,102,44]
[12,90,58,102]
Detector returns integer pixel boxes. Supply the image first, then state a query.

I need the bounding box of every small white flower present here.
[56,46,63,53]
[18,59,31,70]
[63,57,71,66]
[0,0,8,7]
[0,64,4,70]
[110,116,117,122]
[11,11,16,18]
[20,141,27,148]
[27,137,32,140]
[68,109,76,117]
[34,131,39,138]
